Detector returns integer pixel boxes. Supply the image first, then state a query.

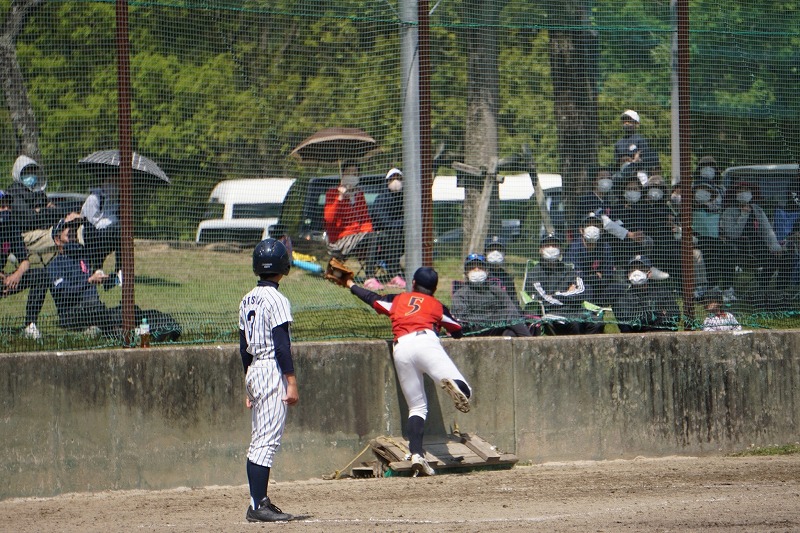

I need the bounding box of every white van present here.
[431,172,560,245]
[195,178,295,245]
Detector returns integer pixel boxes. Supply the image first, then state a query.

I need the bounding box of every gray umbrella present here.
[290,127,380,165]
[78,150,170,183]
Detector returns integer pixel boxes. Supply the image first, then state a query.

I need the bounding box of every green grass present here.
[1,243,798,352]
[729,444,800,457]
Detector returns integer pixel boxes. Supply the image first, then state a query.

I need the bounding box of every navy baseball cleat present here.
[441,378,471,413]
[246,497,293,522]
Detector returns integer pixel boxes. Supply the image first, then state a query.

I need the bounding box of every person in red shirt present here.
[323,161,382,289]
[345,266,472,476]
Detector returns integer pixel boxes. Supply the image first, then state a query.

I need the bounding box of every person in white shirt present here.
[701,288,741,332]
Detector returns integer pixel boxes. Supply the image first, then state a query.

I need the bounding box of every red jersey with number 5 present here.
[376,291,462,340]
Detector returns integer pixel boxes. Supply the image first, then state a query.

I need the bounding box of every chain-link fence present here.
[1,0,799,351]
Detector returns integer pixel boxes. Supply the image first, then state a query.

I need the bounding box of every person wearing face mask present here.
[323,161,382,290]
[605,178,648,270]
[638,176,681,281]
[483,235,519,306]
[451,254,531,337]
[576,169,615,229]
[614,255,680,333]
[7,155,79,268]
[0,190,49,340]
[613,110,658,173]
[692,155,721,189]
[720,181,791,304]
[692,182,735,300]
[371,168,407,288]
[523,233,602,335]
[565,213,621,309]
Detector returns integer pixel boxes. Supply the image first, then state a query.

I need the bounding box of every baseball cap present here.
[583,212,603,226]
[413,266,438,292]
[484,235,505,251]
[51,218,68,241]
[621,110,640,123]
[51,217,81,241]
[540,232,562,246]
[628,254,652,269]
[385,167,403,181]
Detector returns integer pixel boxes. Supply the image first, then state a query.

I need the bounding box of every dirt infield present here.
[2,455,798,532]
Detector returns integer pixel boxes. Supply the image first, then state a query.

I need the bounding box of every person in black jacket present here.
[614,254,680,333]
[524,232,603,335]
[451,254,531,337]
[7,155,78,267]
[371,167,406,288]
[483,235,519,307]
[0,190,49,339]
[613,110,659,173]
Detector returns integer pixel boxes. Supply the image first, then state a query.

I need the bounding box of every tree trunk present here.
[0,0,45,157]
[547,1,599,236]
[461,0,500,257]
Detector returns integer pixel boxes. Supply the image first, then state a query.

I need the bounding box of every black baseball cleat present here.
[246,497,293,522]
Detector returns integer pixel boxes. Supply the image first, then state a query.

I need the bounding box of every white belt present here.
[394,329,433,346]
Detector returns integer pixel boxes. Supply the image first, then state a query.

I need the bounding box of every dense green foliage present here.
[1,0,799,243]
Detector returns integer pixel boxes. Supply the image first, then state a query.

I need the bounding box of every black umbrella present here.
[78,150,170,184]
[290,127,380,168]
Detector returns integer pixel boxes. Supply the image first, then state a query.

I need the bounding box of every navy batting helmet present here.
[252,238,291,276]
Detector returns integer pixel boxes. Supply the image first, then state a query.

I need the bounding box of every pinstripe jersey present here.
[239,284,293,364]
[239,282,294,467]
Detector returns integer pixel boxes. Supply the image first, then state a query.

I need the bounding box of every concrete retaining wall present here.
[1,330,798,499]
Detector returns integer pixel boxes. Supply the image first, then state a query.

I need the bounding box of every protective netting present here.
[2,0,800,351]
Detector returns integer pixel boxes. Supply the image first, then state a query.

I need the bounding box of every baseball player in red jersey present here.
[346,266,472,476]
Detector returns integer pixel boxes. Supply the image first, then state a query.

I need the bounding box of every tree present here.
[546,0,599,233]
[0,0,44,157]
[460,0,502,257]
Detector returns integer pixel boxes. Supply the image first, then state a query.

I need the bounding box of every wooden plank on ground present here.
[370,433,518,475]
[459,433,502,462]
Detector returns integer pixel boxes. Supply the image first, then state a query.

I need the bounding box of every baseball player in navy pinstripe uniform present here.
[239,238,298,522]
[345,266,472,476]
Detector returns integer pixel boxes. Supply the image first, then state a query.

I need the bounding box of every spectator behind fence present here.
[701,288,741,332]
[7,155,78,267]
[47,218,181,340]
[614,254,680,333]
[524,232,603,335]
[80,179,121,278]
[0,190,49,340]
[720,181,791,303]
[576,169,615,229]
[604,177,648,270]
[323,161,382,290]
[692,155,723,191]
[613,110,659,173]
[371,167,406,288]
[483,235,519,307]
[451,253,531,337]
[565,212,622,308]
[639,175,681,280]
[692,182,736,302]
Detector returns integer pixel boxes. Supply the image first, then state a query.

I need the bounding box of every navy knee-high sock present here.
[247,460,271,508]
[407,415,425,456]
[454,379,471,398]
